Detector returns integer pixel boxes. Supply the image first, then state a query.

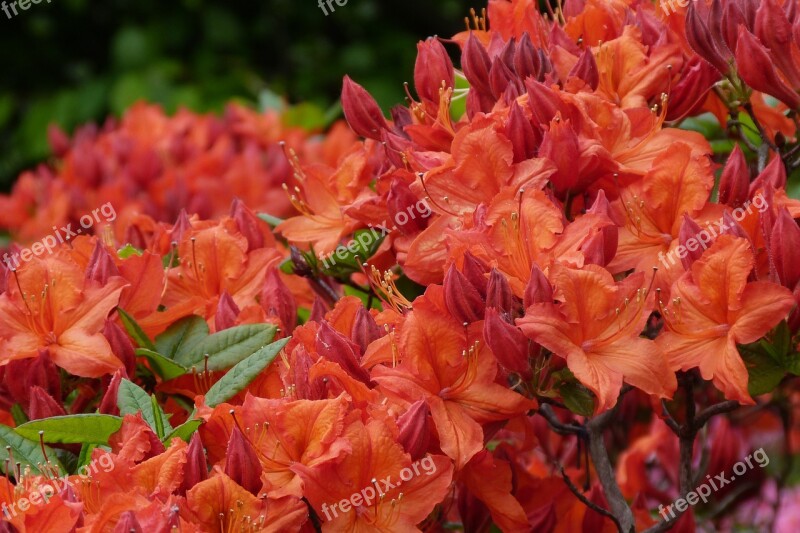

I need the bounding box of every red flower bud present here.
[485,308,532,376]
[750,156,787,196]
[771,208,800,290]
[686,1,732,75]
[754,0,800,89]
[486,269,517,316]
[568,49,599,90]
[170,209,193,243]
[443,263,485,324]
[539,116,581,197]
[309,296,328,323]
[342,76,388,140]
[505,101,539,163]
[387,178,427,235]
[461,252,489,298]
[462,34,495,115]
[721,210,751,243]
[736,27,800,109]
[179,433,209,494]
[351,306,382,355]
[582,191,618,267]
[316,322,373,385]
[231,198,271,250]
[666,57,721,122]
[47,124,71,158]
[215,290,240,332]
[679,214,707,270]
[525,79,563,126]
[719,144,750,206]
[397,400,430,461]
[103,319,136,377]
[28,386,66,420]
[98,370,125,415]
[414,38,454,106]
[225,425,263,496]
[514,33,542,81]
[261,269,297,334]
[3,351,61,407]
[85,241,120,285]
[524,264,552,309]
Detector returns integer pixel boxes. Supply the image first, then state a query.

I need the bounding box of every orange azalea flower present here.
[0,252,127,377]
[372,290,535,468]
[185,474,308,533]
[658,235,795,404]
[518,264,676,412]
[607,142,716,289]
[293,417,454,532]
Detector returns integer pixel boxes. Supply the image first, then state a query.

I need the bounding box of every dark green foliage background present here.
[0,0,474,189]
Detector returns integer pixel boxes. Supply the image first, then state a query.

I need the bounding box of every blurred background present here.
[0,0,475,190]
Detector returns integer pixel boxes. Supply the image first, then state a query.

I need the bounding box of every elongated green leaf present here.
[205,338,289,407]
[0,424,65,476]
[163,419,202,443]
[155,315,209,360]
[118,308,156,351]
[117,379,172,438]
[176,324,277,370]
[136,348,188,380]
[16,415,123,445]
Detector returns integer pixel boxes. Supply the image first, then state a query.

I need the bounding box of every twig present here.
[695,401,739,429]
[538,404,586,437]
[560,467,623,533]
[742,102,780,153]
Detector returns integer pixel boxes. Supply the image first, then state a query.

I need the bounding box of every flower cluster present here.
[2,0,800,531]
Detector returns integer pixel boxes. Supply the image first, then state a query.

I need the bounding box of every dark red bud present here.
[461,252,489,298]
[568,49,599,90]
[309,296,328,323]
[755,0,800,88]
[666,57,721,122]
[485,308,531,376]
[462,34,493,98]
[524,264,552,309]
[47,124,71,158]
[179,433,209,494]
[721,210,751,242]
[103,319,136,377]
[750,156,787,196]
[231,198,269,250]
[113,511,143,533]
[538,116,580,197]
[583,191,618,267]
[316,322,373,385]
[4,351,61,407]
[261,269,297,334]
[735,27,800,109]
[505,101,539,163]
[215,291,240,332]
[686,2,731,75]
[514,33,541,81]
[414,38,455,106]
[387,178,428,235]
[443,263,485,324]
[351,307,382,355]
[225,425,263,496]
[771,208,800,289]
[98,370,125,415]
[719,144,750,206]
[679,214,708,270]
[342,76,389,140]
[28,386,66,420]
[170,209,193,243]
[486,269,517,316]
[397,400,430,461]
[86,241,120,285]
[529,502,557,532]
[489,60,516,100]
[525,79,563,126]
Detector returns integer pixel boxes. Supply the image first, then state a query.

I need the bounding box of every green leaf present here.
[118,244,143,258]
[557,382,595,417]
[136,348,188,380]
[321,228,385,276]
[76,443,98,470]
[175,324,277,370]
[257,213,285,228]
[10,404,28,426]
[741,343,786,396]
[0,424,65,476]
[118,308,156,351]
[155,315,209,360]
[163,419,202,443]
[205,338,289,407]
[16,415,123,445]
[117,379,172,438]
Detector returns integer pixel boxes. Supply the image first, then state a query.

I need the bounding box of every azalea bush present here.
[3,0,800,531]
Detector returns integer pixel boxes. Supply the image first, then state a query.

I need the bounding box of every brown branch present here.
[538,404,585,437]
[560,467,623,533]
[694,401,739,429]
